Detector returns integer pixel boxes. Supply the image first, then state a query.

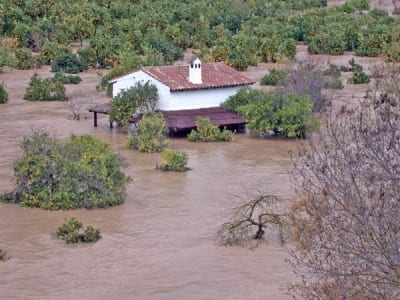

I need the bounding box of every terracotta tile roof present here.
[142,62,255,91]
[130,107,246,130]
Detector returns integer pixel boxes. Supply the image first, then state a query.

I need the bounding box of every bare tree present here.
[217,188,288,246]
[283,57,332,113]
[288,69,400,299]
[64,90,95,120]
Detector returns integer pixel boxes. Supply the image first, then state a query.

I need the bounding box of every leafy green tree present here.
[222,87,267,112]
[159,149,189,172]
[261,68,288,86]
[0,82,9,103]
[2,132,128,210]
[24,74,67,101]
[51,53,88,74]
[109,81,158,126]
[14,47,36,69]
[233,91,318,138]
[0,48,15,70]
[127,112,169,153]
[187,117,234,142]
[40,41,71,65]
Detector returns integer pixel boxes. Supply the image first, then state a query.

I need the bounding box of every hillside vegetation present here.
[1,0,399,78]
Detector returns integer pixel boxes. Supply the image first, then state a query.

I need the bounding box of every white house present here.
[109,58,255,111]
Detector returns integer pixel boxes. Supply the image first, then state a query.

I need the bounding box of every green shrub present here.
[6,131,128,210]
[53,72,82,84]
[159,149,189,172]
[24,74,67,101]
[347,59,370,84]
[110,81,158,126]
[0,83,9,103]
[222,87,265,112]
[41,41,72,65]
[0,48,16,71]
[51,53,88,74]
[236,92,319,138]
[128,112,169,153]
[261,68,287,86]
[15,48,39,70]
[187,117,234,142]
[56,218,101,244]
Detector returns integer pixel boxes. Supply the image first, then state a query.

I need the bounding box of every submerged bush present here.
[53,72,81,84]
[159,149,189,172]
[6,131,128,210]
[56,218,101,244]
[128,112,169,153]
[187,117,234,142]
[0,82,9,103]
[24,74,67,101]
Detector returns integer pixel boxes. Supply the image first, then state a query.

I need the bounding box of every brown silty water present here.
[0,66,297,300]
[0,2,390,292]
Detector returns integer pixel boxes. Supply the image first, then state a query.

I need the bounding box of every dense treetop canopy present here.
[1,0,398,72]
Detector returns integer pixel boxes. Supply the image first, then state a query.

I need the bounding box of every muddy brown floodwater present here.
[0,66,298,300]
[1,1,390,291]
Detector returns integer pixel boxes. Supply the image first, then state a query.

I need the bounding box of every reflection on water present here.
[0,68,297,299]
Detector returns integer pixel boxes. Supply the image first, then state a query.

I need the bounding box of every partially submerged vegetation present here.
[187,117,234,142]
[128,112,169,153]
[1,131,129,210]
[0,82,8,103]
[223,89,319,138]
[24,74,67,101]
[56,218,101,244]
[158,149,189,172]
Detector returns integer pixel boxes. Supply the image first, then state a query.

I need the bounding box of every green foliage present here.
[0,48,15,70]
[53,72,81,84]
[1,0,398,80]
[110,81,158,126]
[51,53,88,74]
[222,87,266,112]
[0,82,9,103]
[159,149,189,172]
[347,59,370,84]
[15,48,39,70]
[234,91,318,138]
[7,131,128,210]
[56,218,101,244]
[261,68,287,86]
[24,74,67,101]
[41,41,71,65]
[187,117,234,142]
[128,112,169,153]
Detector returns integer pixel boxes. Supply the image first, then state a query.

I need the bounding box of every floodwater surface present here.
[0,67,297,299]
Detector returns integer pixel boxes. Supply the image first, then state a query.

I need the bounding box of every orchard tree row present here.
[1,0,399,78]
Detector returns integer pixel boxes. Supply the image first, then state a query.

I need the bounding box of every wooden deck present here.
[89,104,246,134]
[130,107,246,134]
[88,103,113,128]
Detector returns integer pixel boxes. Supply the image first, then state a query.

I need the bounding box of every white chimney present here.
[188,58,202,84]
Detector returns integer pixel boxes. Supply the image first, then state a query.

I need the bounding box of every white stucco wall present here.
[162,87,240,110]
[112,71,245,111]
[111,71,170,102]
